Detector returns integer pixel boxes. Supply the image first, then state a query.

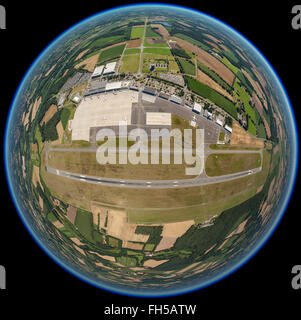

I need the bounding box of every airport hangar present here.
[71,82,220,143]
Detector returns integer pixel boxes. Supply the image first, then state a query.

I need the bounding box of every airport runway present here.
[45,164,262,189]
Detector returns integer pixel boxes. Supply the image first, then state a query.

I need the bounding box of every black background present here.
[0,0,299,315]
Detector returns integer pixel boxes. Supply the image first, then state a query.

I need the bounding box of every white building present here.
[103,61,117,75]
[105,81,122,91]
[193,102,203,114]
[72,94,81,104]
[92,65,104,78]
[225,125,232,133]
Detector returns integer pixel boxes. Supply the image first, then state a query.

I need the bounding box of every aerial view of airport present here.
[5,4,297,296]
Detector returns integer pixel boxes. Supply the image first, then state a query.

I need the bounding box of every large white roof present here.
[105,81,122,91]
[103,61,117,74]
[193,102,202,113]
[92,65,104,77]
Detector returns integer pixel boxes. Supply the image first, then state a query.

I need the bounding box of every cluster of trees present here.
[171,47,190,59]
[135,226,163,244]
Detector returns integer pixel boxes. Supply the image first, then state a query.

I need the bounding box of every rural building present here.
[146,112,171,126]
[92,65,104,79]
[193,102,203,114]
[103,61,117,75]
[170,94,182,104]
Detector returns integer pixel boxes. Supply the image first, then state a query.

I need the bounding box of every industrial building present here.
[103,61,117,75]
[91,65,104,79]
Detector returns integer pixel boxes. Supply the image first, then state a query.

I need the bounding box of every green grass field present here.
[47,149,197,180]
[145,26,161,38]
[205,153,261,176]
[98,44,125,64]
[124,48,141,54]
[120,54,140,73]
[144,48,172,55]
[186,77,237,119]
[116,256,137,267]
[75,209,94,242]
[177,58,196,75]
[60,108,71,130]
[88,35,126,51]
[220,56,240,75]
[131,26,144,39]
[197,62,233,93]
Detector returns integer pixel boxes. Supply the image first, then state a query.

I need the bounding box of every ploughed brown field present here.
[196,68,234,101]
[151,24,170,38]
[127,39,142,48]
[230,121,265,148]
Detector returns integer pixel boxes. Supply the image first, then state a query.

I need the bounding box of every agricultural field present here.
[144,48,172,55]
[75,209,94,242]
[130,26,145,39]
[172,36,235,85]
[144,38,169,47]
[177,58,196,75]
[145,26,162,38]
[124,48,141,54]
[185,76,237,119]
[173,33,210,51]
[98,44,126,64]
[205,153,261,176]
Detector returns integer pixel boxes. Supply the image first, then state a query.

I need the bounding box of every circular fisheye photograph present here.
[4,3,298,297]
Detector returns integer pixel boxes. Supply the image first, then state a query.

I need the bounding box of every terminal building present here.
[170,94,182,105]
